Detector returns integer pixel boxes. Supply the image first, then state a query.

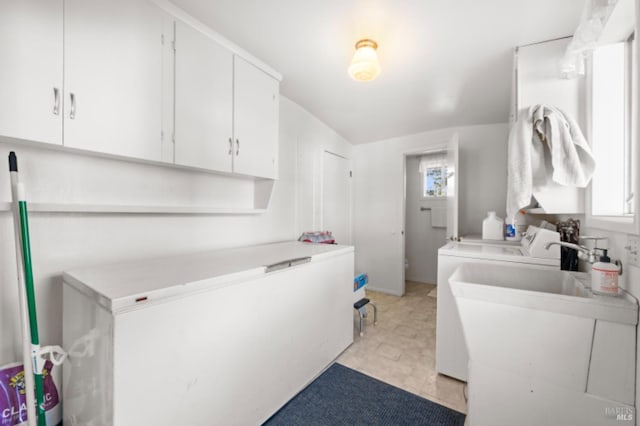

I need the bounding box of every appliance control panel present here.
[521,226,561,259]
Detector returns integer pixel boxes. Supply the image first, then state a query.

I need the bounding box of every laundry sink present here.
[453,263,589,296]
[449,262,635,323]
[450,262,638,426]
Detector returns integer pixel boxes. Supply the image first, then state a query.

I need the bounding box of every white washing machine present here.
[435,226,561,381]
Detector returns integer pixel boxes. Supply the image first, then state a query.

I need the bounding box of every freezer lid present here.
[63,241,354,313]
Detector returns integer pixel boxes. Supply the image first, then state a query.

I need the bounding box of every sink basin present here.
[454,263,590,296]
[449,262,636,323]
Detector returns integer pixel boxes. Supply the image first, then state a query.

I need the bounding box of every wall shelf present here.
[0,202,266,215]
[525,208,547,215]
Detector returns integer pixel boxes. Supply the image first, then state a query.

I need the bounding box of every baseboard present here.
[366,286,403,296]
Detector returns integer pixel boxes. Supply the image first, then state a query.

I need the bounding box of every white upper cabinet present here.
[170,24,280,178]
[0,0,63,145]
[0,1,280,181]
[63,0,164,161]
[516,38,585,128]
[233,56,279,179]
[513,38,585,214]
[174,20,233,172]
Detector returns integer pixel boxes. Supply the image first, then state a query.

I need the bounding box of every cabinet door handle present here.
[236,139,240,156]
[69,93,76,119]
[265,257,311,273]
[53,87,60,115]
[228,138,233,155]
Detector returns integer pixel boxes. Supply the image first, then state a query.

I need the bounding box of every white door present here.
[322,152,351,245]
[233,56,279,179]
[64,0,163,161]
[446,133,460,241]
[0,0,63,145]
[174,20,233,172]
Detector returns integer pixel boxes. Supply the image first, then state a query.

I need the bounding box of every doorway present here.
[404,154,448,284]
[322,151,352,245]
[401,134,458,287]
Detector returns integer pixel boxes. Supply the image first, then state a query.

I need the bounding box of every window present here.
[419,151,448,198]
[590,36,635,218]
[423,165,448,197]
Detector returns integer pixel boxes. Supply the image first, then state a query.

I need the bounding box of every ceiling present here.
[170,0,586,144]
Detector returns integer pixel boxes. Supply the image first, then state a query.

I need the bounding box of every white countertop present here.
[460,235,522,246]
[439,241,560,267]
[450,264,638,325]
[63,241,354,313]
[570,271,639,323]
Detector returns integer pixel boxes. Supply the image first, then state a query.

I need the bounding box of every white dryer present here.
[435,226,561,381]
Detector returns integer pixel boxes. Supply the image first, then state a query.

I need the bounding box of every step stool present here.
[353,273,377,336]
[354,298,377,337]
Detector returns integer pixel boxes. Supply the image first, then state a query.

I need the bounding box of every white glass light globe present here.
[348,39,381,81]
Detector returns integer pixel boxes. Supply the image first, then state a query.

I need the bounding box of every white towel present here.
[430,206,447,228]
[506,105,596,218]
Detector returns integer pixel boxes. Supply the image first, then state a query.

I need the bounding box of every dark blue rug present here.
[264,363,466,426]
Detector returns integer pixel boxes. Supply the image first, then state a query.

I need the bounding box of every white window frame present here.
[420,165,448,199]
[418,152,448,200]
[585,3,639,234]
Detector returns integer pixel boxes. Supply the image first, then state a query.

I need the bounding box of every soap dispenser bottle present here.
[591,249,619,296]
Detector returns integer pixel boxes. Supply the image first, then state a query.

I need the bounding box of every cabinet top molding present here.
[152,0,283,82]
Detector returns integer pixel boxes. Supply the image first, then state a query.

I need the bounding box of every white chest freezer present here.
[62,241,354,425]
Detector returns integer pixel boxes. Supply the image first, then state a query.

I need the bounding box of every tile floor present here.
[337,280,467,414]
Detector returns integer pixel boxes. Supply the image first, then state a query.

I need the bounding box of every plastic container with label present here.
[482,211,504,241]
[591,250,619,296]
[505,210,526,241]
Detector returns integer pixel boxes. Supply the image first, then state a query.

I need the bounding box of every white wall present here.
[0,95,352,366]
[353,123,509,295]
[290,103,353,235]
[404,155,446,284]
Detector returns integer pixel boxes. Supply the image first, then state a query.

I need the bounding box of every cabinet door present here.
[174,20,233,172]
[64,0,163,161]
[517,38,584,126]
[0,0,63,145]
[233,56,279,179]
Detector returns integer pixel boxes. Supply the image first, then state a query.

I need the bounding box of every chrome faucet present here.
[544,241,598,264]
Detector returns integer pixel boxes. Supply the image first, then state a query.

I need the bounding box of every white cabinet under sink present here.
[450,263,638,426]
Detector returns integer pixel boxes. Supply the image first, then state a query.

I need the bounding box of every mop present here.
[8,152,46,426]
[8,152,38,426]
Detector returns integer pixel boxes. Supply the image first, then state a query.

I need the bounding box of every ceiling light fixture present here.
[348,39,381,82]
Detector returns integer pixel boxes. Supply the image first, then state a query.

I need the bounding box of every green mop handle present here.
[9,152,47,426]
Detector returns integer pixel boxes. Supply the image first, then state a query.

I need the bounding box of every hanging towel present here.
[430,206,447,228]
[506,105,596,219]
